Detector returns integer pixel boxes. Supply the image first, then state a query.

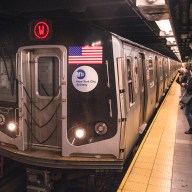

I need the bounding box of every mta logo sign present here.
[30,20,52,40]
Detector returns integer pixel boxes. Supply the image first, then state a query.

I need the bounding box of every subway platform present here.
[117,79,192,192]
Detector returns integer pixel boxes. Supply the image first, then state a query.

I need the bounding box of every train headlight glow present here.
[95,122,108,135]
[74,128,86,140]
[7,121,18,132]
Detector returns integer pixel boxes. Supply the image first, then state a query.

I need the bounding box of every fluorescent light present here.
[171,46,178,50]
[166,37,176,44]
[155,19,181,61]
[156,19,172,35]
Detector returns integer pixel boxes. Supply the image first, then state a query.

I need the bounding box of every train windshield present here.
[0,58,16,103]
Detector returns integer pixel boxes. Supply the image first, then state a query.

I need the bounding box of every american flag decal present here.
[68,46,103,64]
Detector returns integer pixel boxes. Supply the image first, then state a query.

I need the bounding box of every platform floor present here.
[117,79,192,192]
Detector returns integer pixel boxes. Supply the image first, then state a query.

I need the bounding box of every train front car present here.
[0,19,124,172]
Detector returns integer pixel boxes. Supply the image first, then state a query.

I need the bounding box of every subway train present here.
[0,17,179,189]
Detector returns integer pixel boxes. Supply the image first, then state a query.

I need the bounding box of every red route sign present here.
[34,21,50,39]
[30,20,52,40]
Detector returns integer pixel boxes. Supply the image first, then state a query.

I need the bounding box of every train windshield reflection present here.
[0,59,16,103]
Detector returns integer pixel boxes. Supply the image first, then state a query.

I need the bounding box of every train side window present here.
[159,60,163,80]
[149,59,154,87]
[163,60,168,77]
[127,58,135,105]
[37,56,60,97]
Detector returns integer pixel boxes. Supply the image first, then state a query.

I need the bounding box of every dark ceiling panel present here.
[169,0,192,61]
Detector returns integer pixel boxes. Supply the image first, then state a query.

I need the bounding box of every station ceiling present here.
[0,0,191,62]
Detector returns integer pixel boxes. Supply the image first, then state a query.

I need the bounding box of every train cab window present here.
[127,58,135,105]
[37,56,59,97]
[0,58,16,103]
[148,59,154,87]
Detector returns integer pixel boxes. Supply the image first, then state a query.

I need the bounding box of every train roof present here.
[111,32,179,62]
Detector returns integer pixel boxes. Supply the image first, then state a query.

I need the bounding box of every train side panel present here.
[111,36,159,159]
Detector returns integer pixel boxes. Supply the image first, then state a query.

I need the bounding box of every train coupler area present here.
[27,168,57,192]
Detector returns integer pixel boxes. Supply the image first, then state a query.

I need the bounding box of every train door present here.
[17,45,66,151]
[138,53,147,132]
[123,47,140,155]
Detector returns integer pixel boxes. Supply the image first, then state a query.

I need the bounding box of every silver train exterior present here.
[0,19,179,171]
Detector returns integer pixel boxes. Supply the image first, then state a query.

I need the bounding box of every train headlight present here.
[95,122,108,135]
[0,114,5,126]
[7,121,18,132]
[74,127,86,140]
